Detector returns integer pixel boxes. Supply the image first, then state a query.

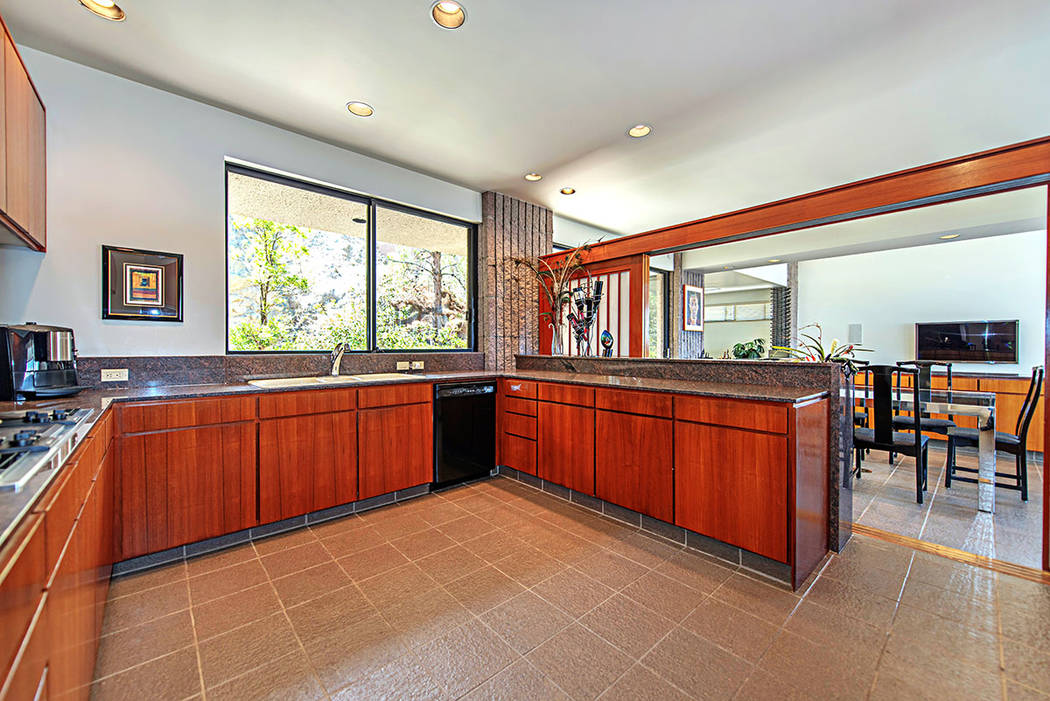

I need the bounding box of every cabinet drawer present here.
[0,594,46,701]
[259,388,356,418]
[501,433,536,476]
[594,388,672,418]
[503,396,537,417]
[33,443,90,585]
[118,396,257,433]
[504,412,537,440]
[502,379,537,399]
[537,382,595,407]
[675,395,788,434]
[0,514,45,677]
[358,382,431,409]
[930,376,979,391]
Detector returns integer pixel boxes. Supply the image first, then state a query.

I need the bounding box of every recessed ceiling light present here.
[627,124,652,138]
[79,0,125,21]
[432,1,466,29]
[768,259,781,263]
[939,234,960,240]
[346,101,374,117]
[524,173,542,182]
[560,187,576,195]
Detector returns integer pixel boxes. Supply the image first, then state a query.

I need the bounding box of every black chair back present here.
[1016,366,1044,440]
[897,360,952,420]
[870,365,921,444]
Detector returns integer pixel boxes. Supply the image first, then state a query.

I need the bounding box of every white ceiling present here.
[680,187,1047,272]
[2,0,1049,236]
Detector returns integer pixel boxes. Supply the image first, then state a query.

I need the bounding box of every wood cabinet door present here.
[500,433,536,476]
[595,410,673,521]
[537,402,595,495]
[117,423,257,558]
[259,412,357,523]
[0,515,44,683]
[3,37,44,245]
[0,32,6,213]
[358,403,433,500]
[674,422,789,562]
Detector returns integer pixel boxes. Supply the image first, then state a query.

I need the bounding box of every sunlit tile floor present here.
[92,476,1050,700]
[855,443,1045,569]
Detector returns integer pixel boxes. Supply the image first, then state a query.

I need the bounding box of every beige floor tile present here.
[192,582,283,642]
[284,584,378,644]
[91,647,201,701]
[681,597,778,662]
[803,576,899,630]
[460,529,529,563]
[445,565,526,615]
[330,650,446,700]
[108,561,187,599]
[573,550,649,591]
[580,593,676,659]
[357,562,440,609]
[1003,638,1050,694]
[642,626,751,700]
[528,623,634,701]
[1006,681,1050,700]
[366,512,433,540]
[887,605,1000,673]
[620,571,707,622]
[390,527,458,561]
[482,591,575,654]
[95,610,196,679]
[378,586,475,651]
[252,527,319,556]
[461,657,569,701]
[197,612,300,689]
[655,549,735,594]
[873,650,1004,701]
[415,544,488,584]
[757,630,875,701]
[600,663,691,701]
[320,524,387,558]
[184,544,257,578]
[207,650,326,701]
[899,578,998,634]
[711,573,800,627]
[271,560,352,607]
[417,619,519,698]
[102,580,190,635]
[188,559,269,605]
[438,514,500,543]
[532,567,617,618]
[338,542,411,581]
[304,613,408,693]
[259,540,333,580]
[733,668,806,701]
[307,513,365,538]
[492,545,567,587]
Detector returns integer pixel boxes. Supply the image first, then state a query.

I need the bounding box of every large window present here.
[226,166,474,352]
[648,271,668,358]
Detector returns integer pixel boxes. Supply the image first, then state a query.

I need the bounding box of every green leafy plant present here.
[732,338,766,359]
[773,323,871,376]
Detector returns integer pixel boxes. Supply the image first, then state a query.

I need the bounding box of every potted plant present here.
[731,338,766,359]
[512,242,593,356]
[773,323,870,377]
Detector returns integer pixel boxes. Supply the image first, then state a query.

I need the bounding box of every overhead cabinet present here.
[1,20,46,250]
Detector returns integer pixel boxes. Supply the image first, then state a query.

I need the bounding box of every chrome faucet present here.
[330,342,348,376]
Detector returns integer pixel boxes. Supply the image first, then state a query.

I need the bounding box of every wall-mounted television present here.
[915,320,1018,364]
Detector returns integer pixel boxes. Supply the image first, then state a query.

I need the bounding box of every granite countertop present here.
[0,369,826,547]
[1,368,825,415]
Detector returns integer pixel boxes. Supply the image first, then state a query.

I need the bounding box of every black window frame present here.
[224,162,477,355]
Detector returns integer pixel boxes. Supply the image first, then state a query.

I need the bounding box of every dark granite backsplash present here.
[77,353,485,389]
[517,354,852,552]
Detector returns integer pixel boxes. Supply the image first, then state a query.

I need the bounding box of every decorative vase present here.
[549,320,565,355]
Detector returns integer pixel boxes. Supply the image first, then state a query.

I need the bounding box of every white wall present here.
[797,231,1046,374]
[0,48,481,357]
[702,288,772,359]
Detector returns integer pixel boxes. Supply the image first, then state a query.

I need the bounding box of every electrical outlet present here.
[410,360,425,370]
[101,368,128,382]
[396,361,410,371]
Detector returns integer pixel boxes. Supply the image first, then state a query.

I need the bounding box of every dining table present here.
[853,386,998,513]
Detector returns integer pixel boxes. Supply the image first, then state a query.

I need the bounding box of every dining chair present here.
[854,365,929,503]
[946,366,1043,501]
[853,360,871,429]
[892,360,958,467]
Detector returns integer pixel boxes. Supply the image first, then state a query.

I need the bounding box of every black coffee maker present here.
[0,323,83,400]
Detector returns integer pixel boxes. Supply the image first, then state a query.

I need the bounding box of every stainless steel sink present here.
[247,372,416,389]
[248,375,361,388]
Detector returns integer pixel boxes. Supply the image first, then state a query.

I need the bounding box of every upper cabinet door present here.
[3,30,45,249]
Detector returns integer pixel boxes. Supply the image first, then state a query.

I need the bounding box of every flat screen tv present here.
[915,320,1018,364]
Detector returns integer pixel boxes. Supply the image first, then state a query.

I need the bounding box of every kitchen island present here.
[0,365,832,699]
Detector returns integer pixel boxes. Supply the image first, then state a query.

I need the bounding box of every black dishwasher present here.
[433,382,496,489]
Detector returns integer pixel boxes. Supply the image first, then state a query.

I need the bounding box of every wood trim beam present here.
[544,136,1050,266]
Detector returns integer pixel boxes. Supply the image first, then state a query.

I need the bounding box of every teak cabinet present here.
[0,411,114,701]
[1,17,46,250]
[499,379,537,476]
[359,402,433,500]
[536,383,595,495]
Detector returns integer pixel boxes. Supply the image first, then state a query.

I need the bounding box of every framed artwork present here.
[102,245,183,322]
[683,284,704,332]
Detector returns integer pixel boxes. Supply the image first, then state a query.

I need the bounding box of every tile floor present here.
[92,476,1050,700]
[855,443,1045,568]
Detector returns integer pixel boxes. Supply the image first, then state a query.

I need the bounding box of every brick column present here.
[478,192,554,371]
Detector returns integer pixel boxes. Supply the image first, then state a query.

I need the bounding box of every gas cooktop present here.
[0,408,94,491]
